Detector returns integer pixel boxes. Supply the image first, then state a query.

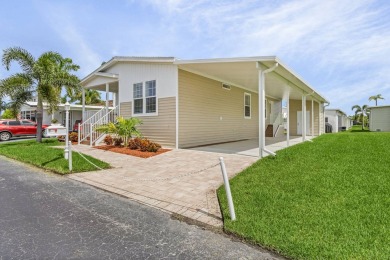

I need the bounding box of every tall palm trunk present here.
[36,94,43,142]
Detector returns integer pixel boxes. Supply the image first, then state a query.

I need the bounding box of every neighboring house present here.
[79,56,328,157]
[369,105,390,132]
[20,101,108,128]
[325,109,351,132]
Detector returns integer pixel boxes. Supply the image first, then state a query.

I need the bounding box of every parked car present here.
[73,120,82,132]
[0,119,49,141]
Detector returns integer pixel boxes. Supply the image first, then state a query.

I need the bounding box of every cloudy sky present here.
[1,0,389,114]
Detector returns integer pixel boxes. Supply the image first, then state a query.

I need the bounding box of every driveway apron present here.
[69,146,257,227]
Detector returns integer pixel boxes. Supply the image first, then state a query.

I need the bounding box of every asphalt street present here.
[0,156,280,259]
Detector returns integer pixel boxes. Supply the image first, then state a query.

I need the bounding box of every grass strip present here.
[0,139,110,174]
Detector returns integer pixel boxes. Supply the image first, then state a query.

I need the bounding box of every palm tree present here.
[5,88,33,119]
[352,104,368,130]
[1,47,80,142]
[62,88,102,105]
[369,94,384,106]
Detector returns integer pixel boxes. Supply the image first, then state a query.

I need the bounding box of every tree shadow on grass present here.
[41,156,63,166]
[351,129,370,132]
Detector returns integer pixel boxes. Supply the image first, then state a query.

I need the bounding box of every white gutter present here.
[259,62,279,158]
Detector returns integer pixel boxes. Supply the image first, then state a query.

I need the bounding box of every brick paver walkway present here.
[69,146,257,227]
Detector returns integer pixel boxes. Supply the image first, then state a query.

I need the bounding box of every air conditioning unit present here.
[376,129,381,132]
[222,83,231,90]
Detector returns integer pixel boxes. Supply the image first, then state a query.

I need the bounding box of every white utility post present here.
[302,94,307,141]
[258,62,278,158]
[64,101,70,160]
[68,141,72,172]
[219,157,236,221]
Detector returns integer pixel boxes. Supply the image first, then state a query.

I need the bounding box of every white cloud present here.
[35,2,102,76]
[140,0,390,112]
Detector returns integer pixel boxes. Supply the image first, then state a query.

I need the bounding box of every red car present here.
[0,119,49,141]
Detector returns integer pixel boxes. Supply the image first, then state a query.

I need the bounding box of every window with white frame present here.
[145,80,156,113]
[133,80,157,115]
[244,93,251,118]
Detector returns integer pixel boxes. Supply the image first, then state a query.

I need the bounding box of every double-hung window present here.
[145,80,156,113]
[133,80,157,115]
[133,83,143,114]
[244,93,251,118]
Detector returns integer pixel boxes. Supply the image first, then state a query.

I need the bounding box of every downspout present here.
[259,62,279,157]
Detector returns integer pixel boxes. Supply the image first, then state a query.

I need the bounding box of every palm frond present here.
[2,47,35,73]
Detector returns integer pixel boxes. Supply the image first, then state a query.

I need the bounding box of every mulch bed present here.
[94,145,171,158]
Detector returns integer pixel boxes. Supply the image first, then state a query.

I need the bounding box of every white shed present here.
[369,105,390,132]
[325,109,350,133]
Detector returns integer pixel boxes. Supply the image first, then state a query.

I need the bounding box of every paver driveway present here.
[70,146,257,227]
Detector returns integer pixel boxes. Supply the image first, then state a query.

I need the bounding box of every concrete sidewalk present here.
[69,146,257,227]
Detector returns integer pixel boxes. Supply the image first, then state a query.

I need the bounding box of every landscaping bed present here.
[95,145,171,158]
[218,129,390,259]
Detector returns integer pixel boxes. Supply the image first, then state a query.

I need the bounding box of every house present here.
[79,56,328,157]
[325,109,351,132]
[20,100,108,128]
[369,105,390,132]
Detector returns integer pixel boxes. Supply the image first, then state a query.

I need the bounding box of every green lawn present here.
[218,129,390,259]
[0,139,110,174]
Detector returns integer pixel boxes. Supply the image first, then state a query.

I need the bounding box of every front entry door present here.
[297,111,310,135]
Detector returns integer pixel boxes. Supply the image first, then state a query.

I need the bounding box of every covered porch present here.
[79,72,120,122]
[189,136,315,157]
[175,56,328,158]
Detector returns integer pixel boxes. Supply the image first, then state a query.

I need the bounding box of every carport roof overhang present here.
[175,56,328,103]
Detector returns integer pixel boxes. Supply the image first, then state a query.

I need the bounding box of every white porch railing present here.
[78,106,118,145]
[272,112,283,137]
[89,106,119,146]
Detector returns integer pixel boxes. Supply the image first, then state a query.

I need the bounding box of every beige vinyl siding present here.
[178,69,258,148]
[289,99,320,136]
[119,97,176,147]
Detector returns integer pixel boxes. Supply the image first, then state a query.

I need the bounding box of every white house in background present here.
[325,109,352,132]
[369,105,390,132]
[20,101,108,128]
[79,56,329,158]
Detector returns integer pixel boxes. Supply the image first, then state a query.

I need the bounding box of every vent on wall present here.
[376,129,382,132]
[222,83,231,90]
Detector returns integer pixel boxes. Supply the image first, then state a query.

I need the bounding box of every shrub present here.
[113,137,123,147]
[69,132,78,142]
[57,135,65,142]
[104,135,113,145]
[128,137,161,152]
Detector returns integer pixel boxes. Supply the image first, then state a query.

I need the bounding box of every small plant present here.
[128,137,161,152]
[113,137,123,147]
[104,135,113,145]
[51,118,59,124]
[69,132,78,142]
[57,135,65,142]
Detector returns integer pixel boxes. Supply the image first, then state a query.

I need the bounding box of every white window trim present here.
[244,92,251,119]
[132,80,158,117]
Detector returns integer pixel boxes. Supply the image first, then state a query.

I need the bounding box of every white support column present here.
[105,83,109,114]
[257,62,278,158]
[82,88,85,122]
[286,91,290,147]
[311,98,314,137]
[302,94,307,141]
[112,92,116,107]
[258,69,265,158]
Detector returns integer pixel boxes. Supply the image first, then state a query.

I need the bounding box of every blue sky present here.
[1,0,389,114]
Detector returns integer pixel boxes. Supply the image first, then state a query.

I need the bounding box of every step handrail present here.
[78,107,107,144]
[89,106,119,146]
